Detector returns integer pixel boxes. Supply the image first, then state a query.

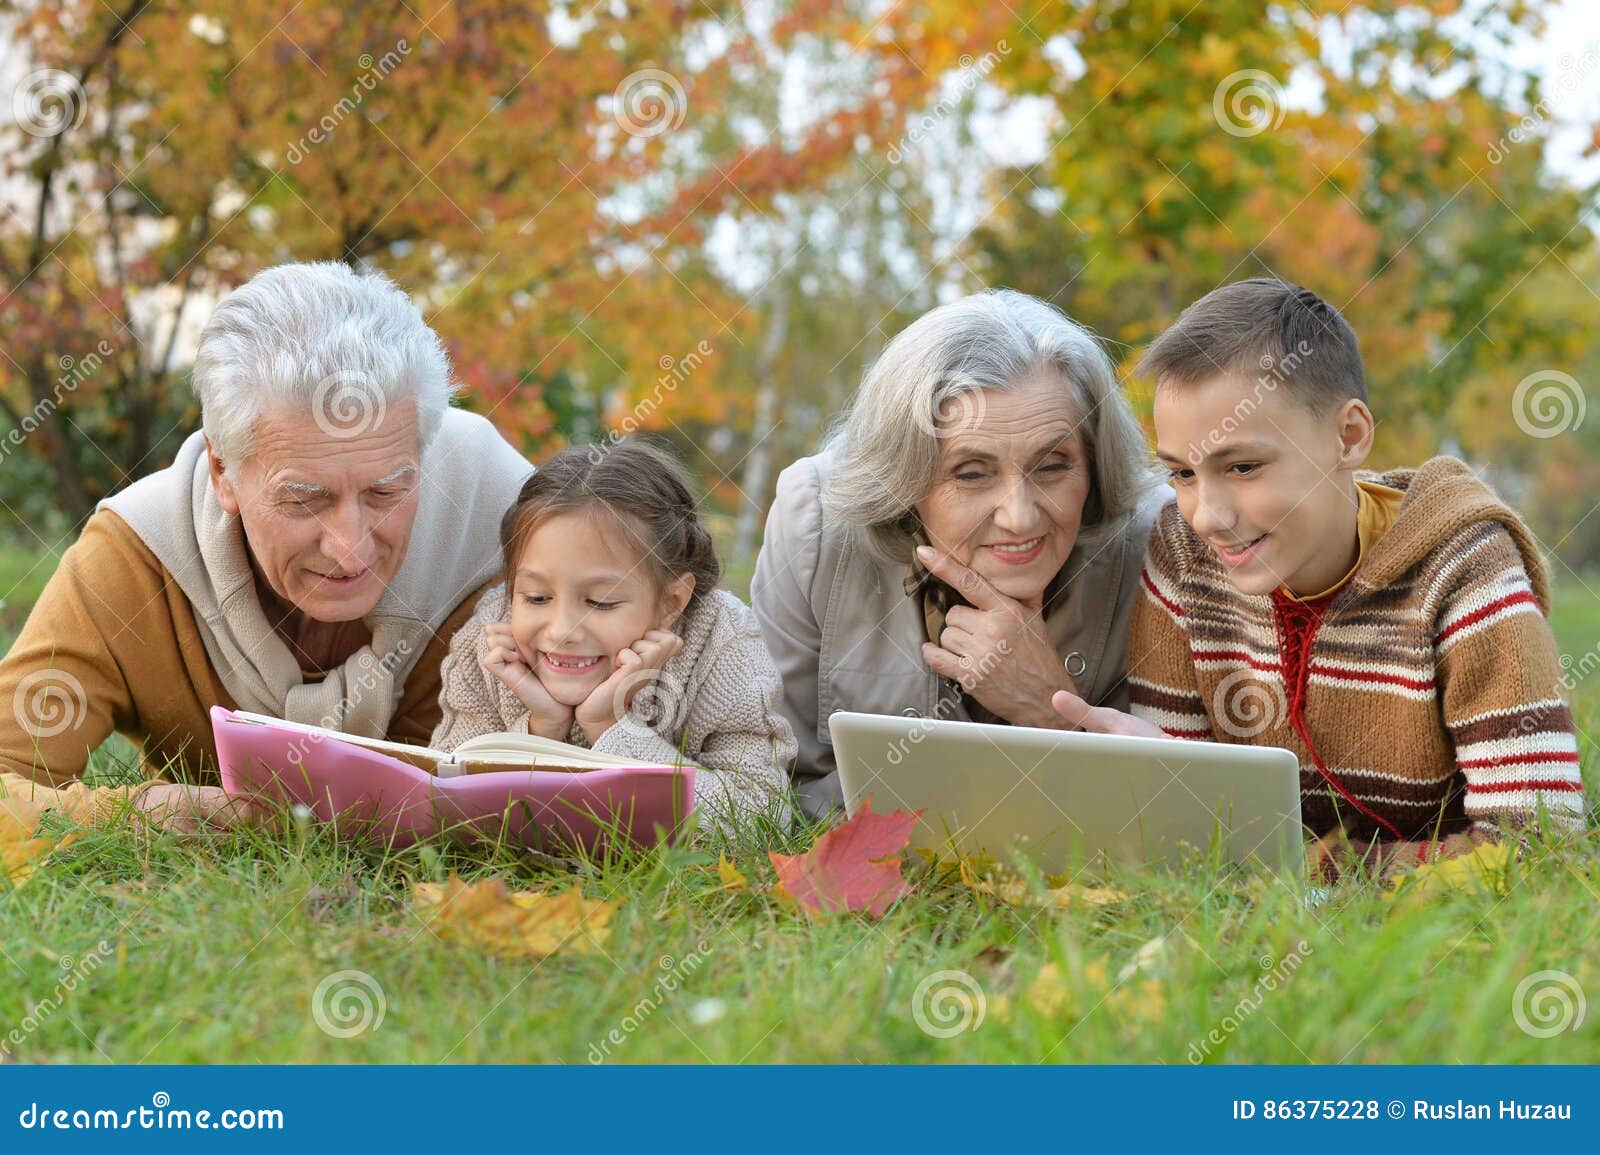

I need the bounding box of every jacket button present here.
[1064,651,1087,678]
[901,707,921,718]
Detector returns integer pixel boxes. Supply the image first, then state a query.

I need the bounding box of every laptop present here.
[828,711,1304,875]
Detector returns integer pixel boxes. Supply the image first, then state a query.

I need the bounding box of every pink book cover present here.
[211,705,696,854]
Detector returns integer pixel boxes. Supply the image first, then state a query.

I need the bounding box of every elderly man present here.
[0,262,531,829]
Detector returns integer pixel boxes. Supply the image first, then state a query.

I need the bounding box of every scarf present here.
[100,409,531,738]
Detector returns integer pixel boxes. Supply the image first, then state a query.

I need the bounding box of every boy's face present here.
[1153,373,1373,597]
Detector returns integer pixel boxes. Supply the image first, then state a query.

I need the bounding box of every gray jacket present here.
[751,450,1164,820]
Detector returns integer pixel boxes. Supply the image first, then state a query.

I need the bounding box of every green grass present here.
[1,543,1597,1063]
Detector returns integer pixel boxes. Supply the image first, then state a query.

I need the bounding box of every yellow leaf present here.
[412,875,616,959]
[1,837,58,891]
[716,853,747,893]
[958,856,1129,910]
[1049,882,1130,908]
[997,957,1165,1027]
[0,795,47,842]
[1383,842,1513,913]
[0,792,85,891]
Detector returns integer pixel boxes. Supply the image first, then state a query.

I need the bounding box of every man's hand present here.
[574,629,684,745]
[1049,689,1169,738]
[134,783,272,834]
[915,545,1077,729]
[482,620,574,740]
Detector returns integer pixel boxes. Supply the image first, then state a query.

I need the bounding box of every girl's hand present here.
[915,546,1079,730]
[482,620,573,740]
[574,629,684,745]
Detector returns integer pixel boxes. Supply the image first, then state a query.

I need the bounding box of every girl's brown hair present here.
[500,439,721,616]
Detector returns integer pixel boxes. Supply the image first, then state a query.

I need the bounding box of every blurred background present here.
[2,0,1597,607]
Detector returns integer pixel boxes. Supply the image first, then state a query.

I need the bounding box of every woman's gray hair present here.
[823,289,1155,564]
[192,261,456,468]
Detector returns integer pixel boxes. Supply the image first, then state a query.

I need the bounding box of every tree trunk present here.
[731,274,791,571]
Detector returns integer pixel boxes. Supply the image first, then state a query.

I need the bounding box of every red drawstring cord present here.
[1270,590,1411,846]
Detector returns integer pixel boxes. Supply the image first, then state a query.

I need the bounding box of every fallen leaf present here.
[958,857,1128,910]
[1383,842,1513,913]
[412,875,616,959]
[1,837,58,891]
[716,853,748,893]
[0,794,77,892]
[768,799,922,917]
[0,795,47,842]
[997,958,1166,1027]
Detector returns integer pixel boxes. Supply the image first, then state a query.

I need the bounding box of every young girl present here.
[431,440,796,831]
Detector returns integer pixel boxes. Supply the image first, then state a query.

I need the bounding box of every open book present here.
[211,706,694,853]
[225,710,675,776]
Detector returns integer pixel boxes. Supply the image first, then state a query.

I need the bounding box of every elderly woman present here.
[0,262,531,829]
[753,290,1164,820]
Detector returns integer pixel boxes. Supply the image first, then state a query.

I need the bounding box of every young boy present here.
[1052,278,1587,879]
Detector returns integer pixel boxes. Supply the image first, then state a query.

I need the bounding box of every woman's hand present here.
[575,629,684,745]
[915,545,1079,730]
[482,620,574,740]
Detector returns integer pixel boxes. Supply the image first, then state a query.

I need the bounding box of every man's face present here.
[209,400,423,622]
[1154,374,1370,597]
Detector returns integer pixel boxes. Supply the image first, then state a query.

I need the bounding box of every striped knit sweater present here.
[1129,457,1587,863]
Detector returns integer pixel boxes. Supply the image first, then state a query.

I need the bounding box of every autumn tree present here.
[0,0,984,526]
[966,0,1597,472]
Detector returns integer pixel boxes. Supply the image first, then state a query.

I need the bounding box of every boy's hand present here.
[1050,689,1169,739]
[915,545,1083,729]
[574,629,684,745]
[482,620,574,740]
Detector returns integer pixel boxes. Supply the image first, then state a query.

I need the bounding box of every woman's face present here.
[912,374,1092,609]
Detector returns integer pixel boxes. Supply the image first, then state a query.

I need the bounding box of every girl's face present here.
[507,511,694,707]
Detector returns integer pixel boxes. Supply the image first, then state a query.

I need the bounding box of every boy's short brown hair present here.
[1137,278,1367,411]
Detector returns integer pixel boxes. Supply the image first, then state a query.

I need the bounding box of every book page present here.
[452,731,676,772]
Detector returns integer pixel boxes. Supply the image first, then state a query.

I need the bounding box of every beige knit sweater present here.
[431,586,797,831]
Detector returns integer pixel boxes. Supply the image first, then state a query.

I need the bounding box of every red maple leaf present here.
[768,799,923,917]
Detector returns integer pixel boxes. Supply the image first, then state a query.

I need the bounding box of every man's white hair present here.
[192,261,456,467]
